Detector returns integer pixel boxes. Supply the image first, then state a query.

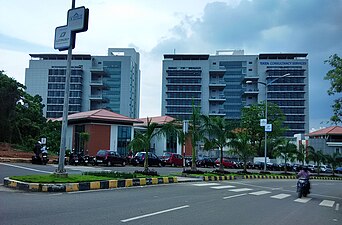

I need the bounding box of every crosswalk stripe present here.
[229,188,253,192]
[249,191,271,196]
[270,194,291,199]
[319,200,335,207]
[192,183,220,186]
[210,185,236,189]
[294,198,312,203]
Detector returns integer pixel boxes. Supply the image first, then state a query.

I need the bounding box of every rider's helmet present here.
[303,166,308,172]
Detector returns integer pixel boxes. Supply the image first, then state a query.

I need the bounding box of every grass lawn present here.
[10,171,173,183]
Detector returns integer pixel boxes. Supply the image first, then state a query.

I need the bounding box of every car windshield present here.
[97,150,108,156]
[163,152,171,157]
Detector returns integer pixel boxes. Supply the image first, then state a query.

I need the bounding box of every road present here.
[0,163,341,225]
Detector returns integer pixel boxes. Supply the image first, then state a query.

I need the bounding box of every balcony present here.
[209,96,226,102]
[243,89,259,95]
[90,80,104,86]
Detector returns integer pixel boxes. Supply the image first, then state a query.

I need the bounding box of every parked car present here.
[196,157,215,168]
[160,152,183,167]
[308,164,318,173]
[131,152,165,167]
[267,162,280,171]
[335,167,342,174]
[320,165,333,173]
[253,161,265,170]
[94,150,126,166]
[215,158,236,168]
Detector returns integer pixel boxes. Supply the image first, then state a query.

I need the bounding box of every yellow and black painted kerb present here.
[3,177,178,193]
[243,175,296,179]
[203,175,235,181]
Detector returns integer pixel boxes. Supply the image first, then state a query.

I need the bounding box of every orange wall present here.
[86,124,111,156]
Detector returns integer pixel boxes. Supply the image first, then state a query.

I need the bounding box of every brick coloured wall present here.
[86,124,111,156]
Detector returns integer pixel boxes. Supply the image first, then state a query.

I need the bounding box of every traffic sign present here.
[67,6,89,32]
[265,124,272,132]
[54,25,73,51]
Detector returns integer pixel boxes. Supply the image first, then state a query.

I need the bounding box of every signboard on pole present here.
[54,25,73,51]
[260,119,267,127]
[67,6,89,32]
[265,124,272,132]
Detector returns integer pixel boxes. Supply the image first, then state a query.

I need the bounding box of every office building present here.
[25,48,140,119]
[161,50,309,137]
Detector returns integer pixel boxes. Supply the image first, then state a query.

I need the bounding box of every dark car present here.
[132,152,165,167]
[335,167,342,174]
[197,157,215,168]
[160,152,183,167]
[94,150,126,166]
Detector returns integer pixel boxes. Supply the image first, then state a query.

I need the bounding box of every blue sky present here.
[0,0,341,131]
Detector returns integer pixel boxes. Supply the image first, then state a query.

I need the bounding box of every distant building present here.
[25,48,140,118]
[53,109,142,156]
[162,50,309,137]
[308,126,342,156]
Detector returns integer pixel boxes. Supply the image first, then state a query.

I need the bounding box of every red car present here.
[160,152,183,167]
[215,158,236,168]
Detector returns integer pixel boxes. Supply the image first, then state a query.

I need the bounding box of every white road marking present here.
[120,205,189,222]
[0,163,52,174]
[210,185,236,189]
[335,203,340,211]
[249,191,271,196]
[229,188,253,192]
[294,197,312,203]
[319,200,335,207]
[223,193,247,199]
[270,194,291,199]
[192,183,220,186]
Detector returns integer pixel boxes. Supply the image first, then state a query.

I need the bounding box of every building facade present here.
[25,48,140,119]
[308,126,342,156]
[161,50,309,137]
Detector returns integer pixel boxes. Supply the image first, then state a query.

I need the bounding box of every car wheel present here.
[171,163,175,167]
[107,161,112,167]
[122,161,126,167]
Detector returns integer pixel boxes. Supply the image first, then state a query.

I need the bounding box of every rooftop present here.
[308,126,342,137]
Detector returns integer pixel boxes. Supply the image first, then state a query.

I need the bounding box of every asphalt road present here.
[0,163,341,225]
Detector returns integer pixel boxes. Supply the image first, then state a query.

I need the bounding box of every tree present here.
[324,54,342,124]
[273,138,297,173]
[0,71,25,143]
[296,143,307,166]
[307,146,326,175]
[202,116,234,172]
[189,103,203,171]
[241,103,285,157]
[324,152,341,176]
[128,118,160,172]
[229,131,256,173]
[40,120,61,154]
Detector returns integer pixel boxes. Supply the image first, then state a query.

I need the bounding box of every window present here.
[336,148,340,154]
[248,69,252,71]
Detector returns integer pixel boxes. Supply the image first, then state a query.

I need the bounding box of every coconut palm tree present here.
[274,138,297,173]
[324,152,341,176]
[128,118,160,173]
[202,116,234,172]
[229,131,256,173]
[188,103,203,171]
[307,146,326,175]
[296,143,307,166]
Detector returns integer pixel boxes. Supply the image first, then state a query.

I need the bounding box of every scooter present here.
[32,153,49,165]
[297,178,310,198]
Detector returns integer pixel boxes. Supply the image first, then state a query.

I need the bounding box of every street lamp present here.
[246,73,290,172]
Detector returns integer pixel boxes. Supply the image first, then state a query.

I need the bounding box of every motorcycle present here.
[297,178,310,198]
[31,152,49,165]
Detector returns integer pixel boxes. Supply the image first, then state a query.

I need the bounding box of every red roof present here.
[136,116,176,126]
[308,126,342,136]
[53,109,142,124]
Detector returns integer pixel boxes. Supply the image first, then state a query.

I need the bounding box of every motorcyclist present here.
[34,141,42,158]
[297,166,311,193]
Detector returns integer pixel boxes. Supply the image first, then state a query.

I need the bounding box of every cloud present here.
[148,0,342,128]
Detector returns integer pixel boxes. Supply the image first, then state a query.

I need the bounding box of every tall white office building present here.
[161,50,309,137]
[25,48,140,118]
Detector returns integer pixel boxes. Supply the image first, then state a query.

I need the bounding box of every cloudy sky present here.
[1,0,341,130]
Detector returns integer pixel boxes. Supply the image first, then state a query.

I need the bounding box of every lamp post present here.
[246,73,290,172]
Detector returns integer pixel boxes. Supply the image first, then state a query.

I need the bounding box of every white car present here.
[320,165,333,173]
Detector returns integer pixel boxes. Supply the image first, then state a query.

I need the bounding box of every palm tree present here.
[324,152,341,176]
[229,131,256,173]
[79,132,90,154]
[307,146,326,175]
[128,118,160,173]
[188,103,203,171]
[296,143,306,166]
[202,116,233,172]
[274,138,297,173]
